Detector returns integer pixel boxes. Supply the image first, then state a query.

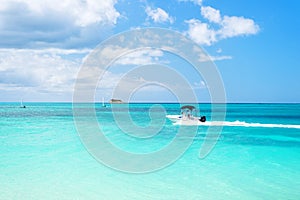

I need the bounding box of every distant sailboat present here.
[102,97,106,107]
[20,99,26,108]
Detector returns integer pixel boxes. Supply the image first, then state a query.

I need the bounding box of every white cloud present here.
[75,0,120,27]
[0,48,92,55]
[0,0,120,48]
[201,6,221,23]
[193,80,206,89]
[185,19,217,46]
[91,44,165,66]
[145,7,174,24]
[198,54,232,62]
[185,6,259,46]
[115,49,164,65]
[3,0,120,27]
[0,47,166,100]
[219,16,260,38]
[0,48,84,93]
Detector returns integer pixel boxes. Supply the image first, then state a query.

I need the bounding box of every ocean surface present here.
[0,103,299,199]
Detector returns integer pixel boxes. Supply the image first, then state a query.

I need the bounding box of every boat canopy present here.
[180,105,195,110]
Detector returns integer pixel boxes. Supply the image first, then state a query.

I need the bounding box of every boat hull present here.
[166,114,209,126]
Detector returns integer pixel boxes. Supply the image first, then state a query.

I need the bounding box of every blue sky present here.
[0,0,299,102]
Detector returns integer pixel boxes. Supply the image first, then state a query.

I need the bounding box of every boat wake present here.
[173,120,300,129]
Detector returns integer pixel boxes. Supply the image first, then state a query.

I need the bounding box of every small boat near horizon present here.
[20,99,26,108]
[102,97,106,107]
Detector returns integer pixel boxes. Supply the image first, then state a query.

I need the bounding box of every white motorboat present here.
[166,105,206,125]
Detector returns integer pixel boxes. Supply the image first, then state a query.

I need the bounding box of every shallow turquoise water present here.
[0,103,299,199]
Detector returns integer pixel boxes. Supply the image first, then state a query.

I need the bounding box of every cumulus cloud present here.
[185,19,217,46]
[0,48,83,93]
[219,16,260,39]
[186,6,259,46]
[145,7,174,24]
[0,0,120,48]
[0,46,166,100]
[201,6,221,23]
[0,0,120,27]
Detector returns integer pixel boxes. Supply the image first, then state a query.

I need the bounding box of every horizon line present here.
[1,101,300,104]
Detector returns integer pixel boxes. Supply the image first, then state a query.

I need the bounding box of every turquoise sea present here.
[1,103,299,199]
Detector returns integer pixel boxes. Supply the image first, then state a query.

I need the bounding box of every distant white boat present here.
[166,105,206,125]
[20,99,26,108]
[102,97,106,107]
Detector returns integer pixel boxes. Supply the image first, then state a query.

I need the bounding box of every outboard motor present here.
[199,116,206,122]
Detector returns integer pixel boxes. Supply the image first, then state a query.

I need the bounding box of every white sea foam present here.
[173,120,300,129]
